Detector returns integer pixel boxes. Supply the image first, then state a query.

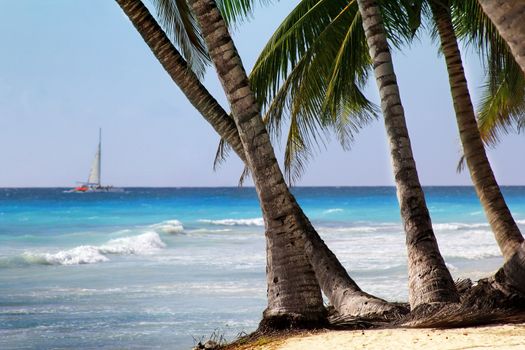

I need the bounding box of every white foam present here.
[150,220,184,234]
[99,231,166,254]
[187,228,233,234]
[323,208,344,214]
[22,232,166,266]
[23,246,109,265]
[199,218,264,226]
[321,226,379,234]
[433,222,489,231]
[516,219,525,225]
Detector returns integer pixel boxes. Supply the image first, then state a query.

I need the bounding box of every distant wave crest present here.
[321,226,379,234]
[323,208,344,214]
[433,222,489,231]
[150,220,184,234]
[199,218,264,226]
[20,232,165,266]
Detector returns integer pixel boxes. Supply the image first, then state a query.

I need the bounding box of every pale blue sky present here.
[0,0,522,187]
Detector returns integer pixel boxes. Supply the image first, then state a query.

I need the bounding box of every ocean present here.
[1,187,524,349]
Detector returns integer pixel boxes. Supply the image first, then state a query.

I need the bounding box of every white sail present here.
[87,129,101,185]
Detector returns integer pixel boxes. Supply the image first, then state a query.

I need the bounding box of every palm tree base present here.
[257,309,328,332]
[400,274,525,328]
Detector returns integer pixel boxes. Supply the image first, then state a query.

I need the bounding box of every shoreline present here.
[225,323,525,349]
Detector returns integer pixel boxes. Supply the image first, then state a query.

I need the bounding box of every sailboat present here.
[68,129,123,193]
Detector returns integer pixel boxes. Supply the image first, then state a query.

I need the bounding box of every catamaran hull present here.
[65,187,124,193]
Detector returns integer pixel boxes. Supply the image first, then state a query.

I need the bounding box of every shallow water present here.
[1,187,524,349]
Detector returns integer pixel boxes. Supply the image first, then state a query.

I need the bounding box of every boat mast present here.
[98,128,102,186]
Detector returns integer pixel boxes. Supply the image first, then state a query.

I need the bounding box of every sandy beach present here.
[232,324,525,350]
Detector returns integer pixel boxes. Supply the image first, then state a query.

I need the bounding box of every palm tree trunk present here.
[115,0,245,162]
[187,0,404,324]
[430,0,523,260]
[500,242,525,295]
[356,0,459,308]
[478,0,525,75]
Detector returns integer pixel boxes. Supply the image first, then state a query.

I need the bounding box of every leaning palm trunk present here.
[430,0,523,260]
[356,0,459,308]
[478,0,525,75]
[116,0,326,325]
[187,0,404,324]
[115,0,245,162]
[500,242,525,295]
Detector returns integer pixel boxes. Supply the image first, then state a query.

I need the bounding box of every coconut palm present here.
[429,0,523,260]
[473,0,525,298]
[244,0,523,302]
[117,0,403,325]
[115,0,325,325]
[355,0,459,308]
[244,0,458,309]
[185,0,405,323]
[477,0,525,75]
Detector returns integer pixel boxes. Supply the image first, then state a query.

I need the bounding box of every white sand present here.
[252,324,525,350]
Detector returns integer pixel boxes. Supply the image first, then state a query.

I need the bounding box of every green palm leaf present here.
[452,0,525,145]
[150,0,209,76]
[250,0,417,182]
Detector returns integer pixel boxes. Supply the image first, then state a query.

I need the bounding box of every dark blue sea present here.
[1,187,524,349]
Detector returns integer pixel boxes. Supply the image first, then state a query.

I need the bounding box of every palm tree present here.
[477,0,525,75]
[115,0,325,326]
[473,0,525,298]
[117,0,403,325]
[356,0,459,308]
[230,0,458,309]
[185,0,404,323]
[429,0,523,260]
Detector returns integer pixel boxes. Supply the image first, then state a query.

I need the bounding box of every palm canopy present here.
[149,0,523,180]
[215,0,419,182]
[451,0,525,145]
[244,0,523,176]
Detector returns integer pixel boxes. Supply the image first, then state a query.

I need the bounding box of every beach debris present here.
[191,340,219,350]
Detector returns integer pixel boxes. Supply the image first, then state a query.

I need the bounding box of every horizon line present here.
[2,185,525,189]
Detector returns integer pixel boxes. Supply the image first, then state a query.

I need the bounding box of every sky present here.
[0,0,523,187]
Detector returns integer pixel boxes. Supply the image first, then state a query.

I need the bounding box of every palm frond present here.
[237,166,251,186]
[452,0,525,145]
[250,0,383,182]
[213,138,233,170]
[217,0,276,25]
[456,154,466,173]
[477,61,525,144]
[150,0,209,76]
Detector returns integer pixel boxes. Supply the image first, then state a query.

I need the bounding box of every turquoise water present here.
[1,187,524,349]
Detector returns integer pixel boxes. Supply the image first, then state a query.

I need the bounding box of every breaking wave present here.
[199,218,264,226]
[18,232,166,266]
[150,220,184,234]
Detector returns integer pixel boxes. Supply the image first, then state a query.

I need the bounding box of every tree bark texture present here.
[430,0,523,260]
[115,0,245,162]
[478,0,525,75]
[188,0,400,321]
[187,0,325,324]
[357,0,459,308]
[501,242,525,295]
